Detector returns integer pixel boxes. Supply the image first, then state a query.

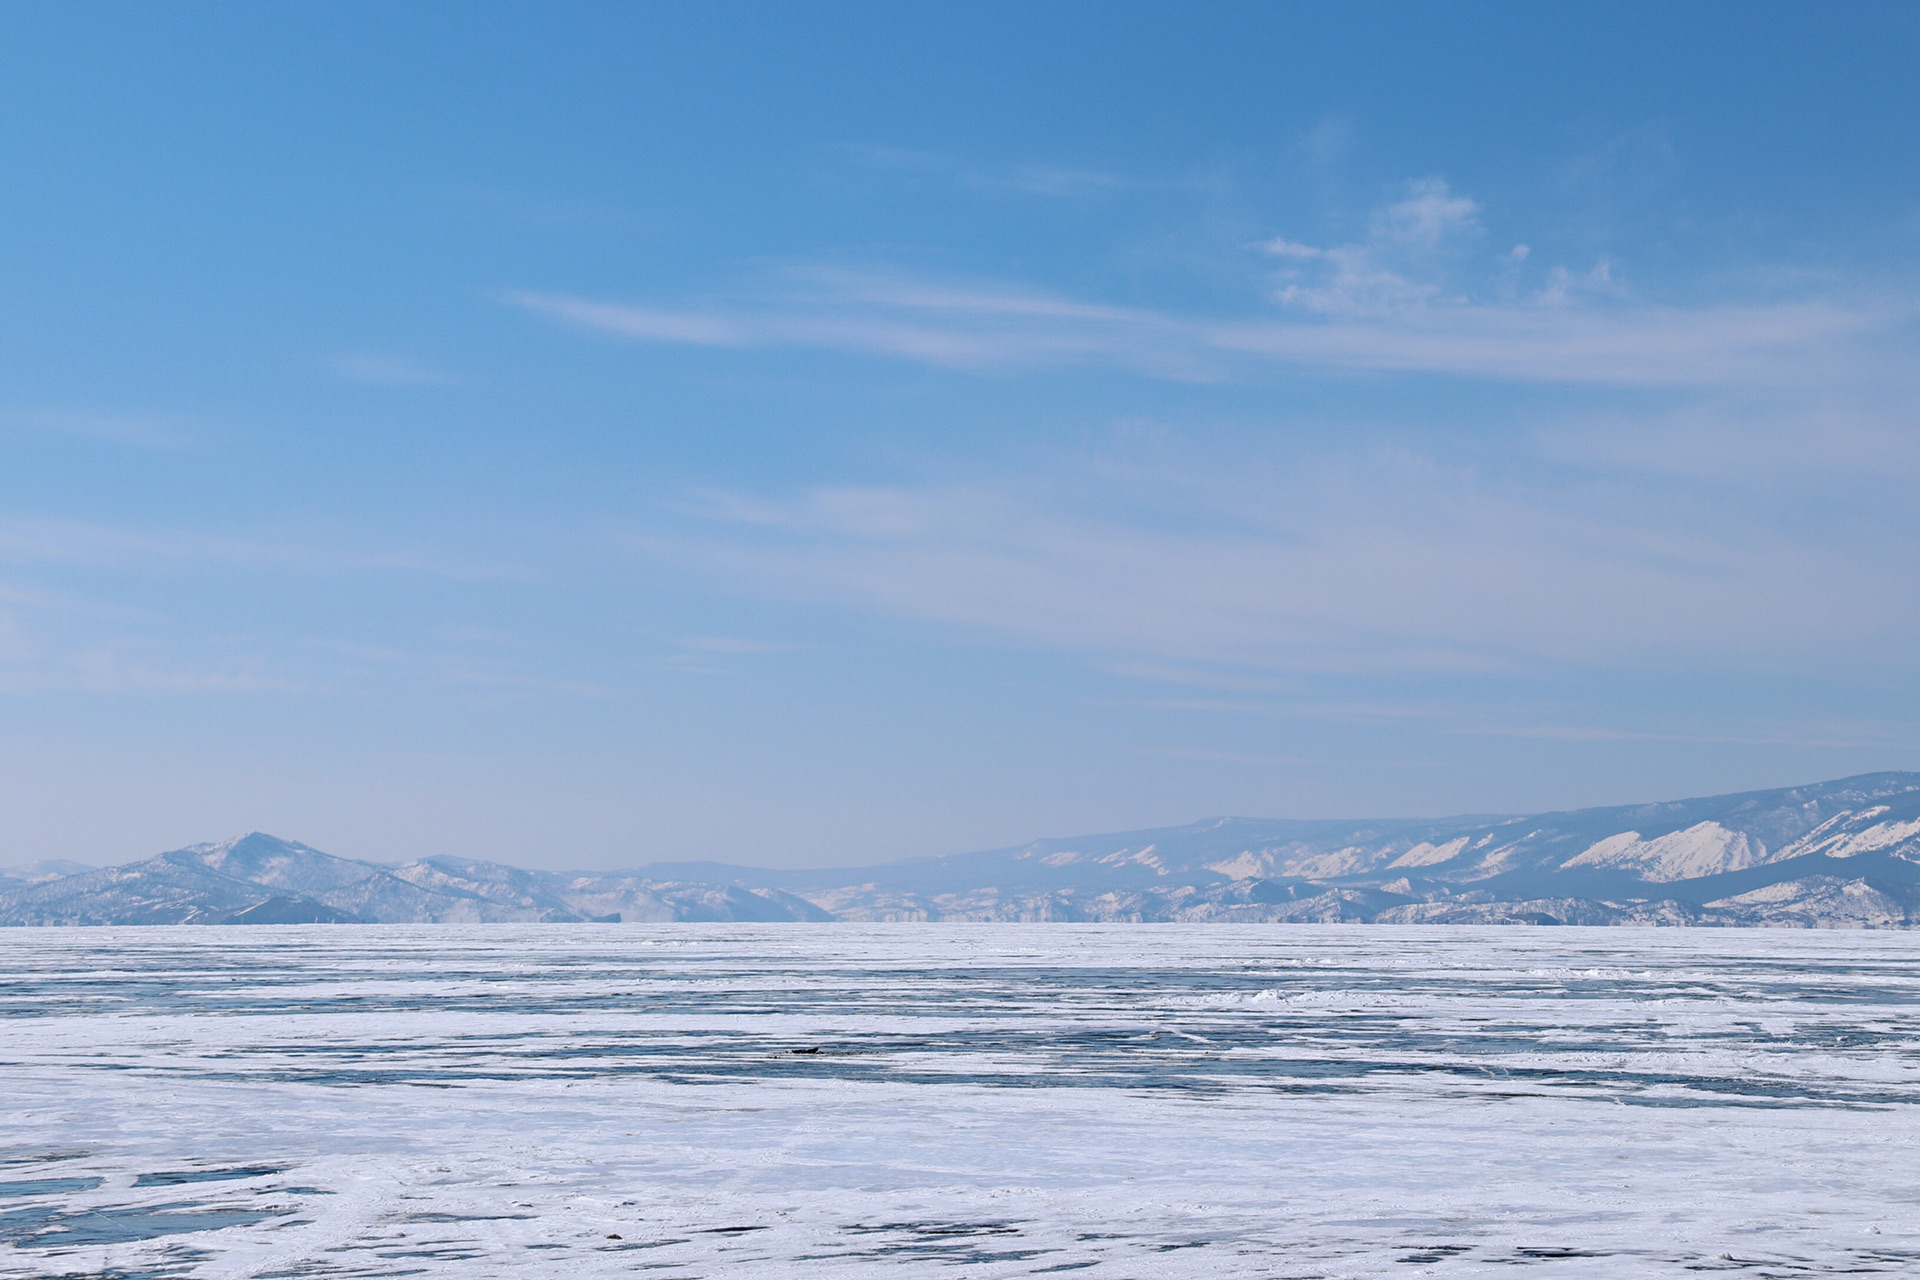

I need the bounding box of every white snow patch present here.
[1206,851,1274,879]
[1273,845,1384,878]
[1561,822,1766,882]
[1819,818,1920,859]
[1389,837,1470,869]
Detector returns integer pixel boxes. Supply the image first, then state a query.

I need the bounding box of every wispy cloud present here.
[631,424,1920,682]
[515,172,1920,758]
[1260,177,1486,315]
[850,145,1133,199]
[513,172,1893,390]
[517,279,1880,388]
[509,277,1230,379]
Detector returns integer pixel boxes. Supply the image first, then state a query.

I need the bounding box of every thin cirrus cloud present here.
[512,273,1880,389]
[512,177,1893,389]
[639,443,1920,683]
[556,177,1918,710]
[847,145,1135,199]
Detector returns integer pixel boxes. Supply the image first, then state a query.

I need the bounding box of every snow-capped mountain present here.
[5,772,1920,926]
[0,833,830,925]
[747,771,1920,925]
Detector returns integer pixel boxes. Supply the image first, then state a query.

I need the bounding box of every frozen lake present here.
[2,925,1918,1278]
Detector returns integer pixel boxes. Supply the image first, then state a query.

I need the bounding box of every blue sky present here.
[3,2,1919,867]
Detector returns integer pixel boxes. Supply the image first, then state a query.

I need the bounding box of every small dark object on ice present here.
[790,1046,821,1054]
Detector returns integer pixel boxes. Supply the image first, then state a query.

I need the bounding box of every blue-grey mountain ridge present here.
[6,773,1920,926]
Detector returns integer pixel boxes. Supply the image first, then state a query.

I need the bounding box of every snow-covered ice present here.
[2,924,1917,1277]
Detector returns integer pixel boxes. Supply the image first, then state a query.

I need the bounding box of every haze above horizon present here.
[3,3,1918,870]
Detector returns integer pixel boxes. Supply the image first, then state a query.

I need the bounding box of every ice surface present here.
[2,924,1918,1277]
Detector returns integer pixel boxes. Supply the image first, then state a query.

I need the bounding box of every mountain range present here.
[6,772,1920,927]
